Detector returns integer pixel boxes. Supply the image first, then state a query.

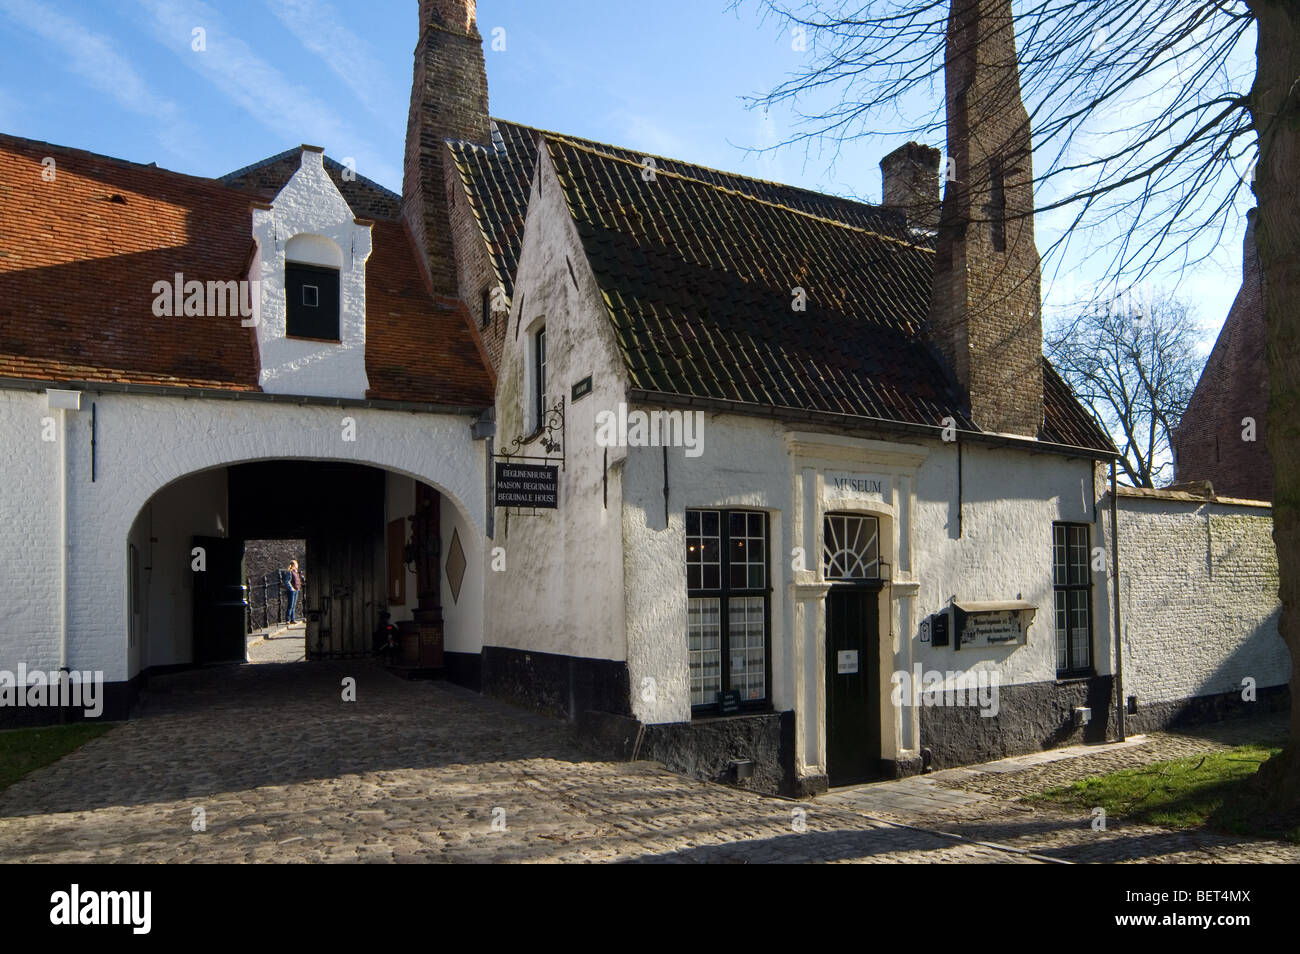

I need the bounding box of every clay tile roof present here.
[0,134,261,390]
[363,220,493,406]
[0,134,491,408]
[545,133,971,430]
[452,118,1113,453]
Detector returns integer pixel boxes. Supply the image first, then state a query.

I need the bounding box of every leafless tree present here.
[739,0,1300,808]
[1046,292,1201,488]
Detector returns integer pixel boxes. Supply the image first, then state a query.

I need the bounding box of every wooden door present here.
[825,586,882,786]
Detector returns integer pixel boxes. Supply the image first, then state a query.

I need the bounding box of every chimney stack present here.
[927,0,1043,438]
[402,0,491,295]
[880,142,941,231]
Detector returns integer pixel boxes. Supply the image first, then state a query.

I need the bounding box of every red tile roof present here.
[0,133,491,408]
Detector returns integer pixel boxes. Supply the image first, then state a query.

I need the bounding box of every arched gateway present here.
[23,389,488,718]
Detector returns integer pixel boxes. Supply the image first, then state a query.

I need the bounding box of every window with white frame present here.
[1053,523,1092,675]
[686,509,770,711]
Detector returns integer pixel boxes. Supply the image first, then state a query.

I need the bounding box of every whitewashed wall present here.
[621,415,1110,781]
[482,143,629,663]
[252,147,373,399]
[126,468,228,670]
[0,387,484,683]
[1118,492,1288,705]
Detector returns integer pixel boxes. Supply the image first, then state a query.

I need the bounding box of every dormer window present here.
[251,148,372,399]
[286,262,340,340]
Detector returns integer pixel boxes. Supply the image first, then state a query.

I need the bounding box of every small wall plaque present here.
[571,376,592,402]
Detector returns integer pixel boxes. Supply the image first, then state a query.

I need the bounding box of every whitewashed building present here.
[0,0,1287,795]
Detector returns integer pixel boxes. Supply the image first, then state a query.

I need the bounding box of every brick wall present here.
[1118,491,1289,713]
[402,0,491,295]
[1173,210,1272,500]
[880,142,941,231]
[928,0,1043,438]
[445,147,505,372]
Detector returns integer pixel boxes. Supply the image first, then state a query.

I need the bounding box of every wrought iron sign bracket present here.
[496,396,565,472]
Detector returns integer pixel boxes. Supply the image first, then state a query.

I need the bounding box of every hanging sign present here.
[494,462,558,509]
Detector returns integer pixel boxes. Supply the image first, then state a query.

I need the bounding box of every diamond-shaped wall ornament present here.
[445,527,467,604]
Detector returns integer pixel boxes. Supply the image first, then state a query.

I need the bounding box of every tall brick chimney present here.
[927,0,1043,437]
[402,0,491,295]
[880,142,941,231]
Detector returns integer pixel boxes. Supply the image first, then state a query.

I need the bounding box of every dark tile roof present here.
[0,134,491,409]
[546,135,970,429]
[451,119,1113,453]
[1041,361,1114,452]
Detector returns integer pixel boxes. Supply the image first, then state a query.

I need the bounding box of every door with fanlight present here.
[823,513,884,786]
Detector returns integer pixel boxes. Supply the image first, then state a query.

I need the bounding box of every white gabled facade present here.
[483,143,630,668]
[251,146,373,399]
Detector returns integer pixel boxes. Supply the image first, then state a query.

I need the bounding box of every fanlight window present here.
[823,514,880,581]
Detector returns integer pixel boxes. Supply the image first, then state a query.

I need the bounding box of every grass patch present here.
[1031,744,1300,843]
[0,723,113,794]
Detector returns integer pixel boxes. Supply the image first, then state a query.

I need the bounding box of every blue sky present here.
[0,0,1254,344]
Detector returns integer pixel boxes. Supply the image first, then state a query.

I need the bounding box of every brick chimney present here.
[880,142,941,230]
[927,0,1043,438]
[402,0,491,295]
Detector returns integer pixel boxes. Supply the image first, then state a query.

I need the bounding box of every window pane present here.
[1052,525,1067,585]
[1070,590,1091,670]
[701,511,719,537]
[1069,526,1089,586]
[1055,590,1068,671]
[824,514,879,580]
[689,598,722,707]
[728,596,766,701]
[686,510,699,535]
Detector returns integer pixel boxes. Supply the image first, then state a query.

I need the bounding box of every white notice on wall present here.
[837,650,859,674]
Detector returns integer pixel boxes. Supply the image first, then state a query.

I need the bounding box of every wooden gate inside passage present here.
[227,461,388,659]
[305,529,383,658]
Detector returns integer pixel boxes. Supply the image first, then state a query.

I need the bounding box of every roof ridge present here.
[543,134,933,253]
[0,131,247,194]
[219,148,401,201]
[494,117,891,218]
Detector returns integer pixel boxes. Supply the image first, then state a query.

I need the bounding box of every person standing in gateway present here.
[286,559,302,625]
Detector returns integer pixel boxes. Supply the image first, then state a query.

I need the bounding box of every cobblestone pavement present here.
[0,662,1291,863]
[827,715,1298,864]
[0,662,1028,864]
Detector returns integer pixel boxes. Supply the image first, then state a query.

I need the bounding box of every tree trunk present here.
[1247,0,1300,808]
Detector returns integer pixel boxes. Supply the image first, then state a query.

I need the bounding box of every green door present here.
[825,586,882,785]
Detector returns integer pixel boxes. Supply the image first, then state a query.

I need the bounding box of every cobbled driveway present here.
[0,661,1032,863]
[0,660,1292,863]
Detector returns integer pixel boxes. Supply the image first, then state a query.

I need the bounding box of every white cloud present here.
[265,0,405,134]
[0,0,199,161]
[129,0,399,187]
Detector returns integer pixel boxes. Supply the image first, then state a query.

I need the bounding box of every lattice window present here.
[823,514,880,581]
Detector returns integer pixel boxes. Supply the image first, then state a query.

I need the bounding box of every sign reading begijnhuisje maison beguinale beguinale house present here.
[494,462,559,509]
